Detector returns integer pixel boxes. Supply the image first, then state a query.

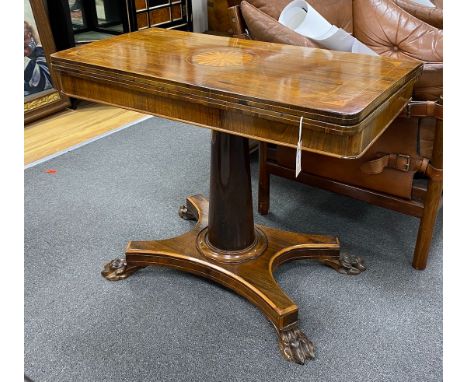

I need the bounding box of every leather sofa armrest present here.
[394,0,443,29]
[353,0,442,63]
[238,1,322,48]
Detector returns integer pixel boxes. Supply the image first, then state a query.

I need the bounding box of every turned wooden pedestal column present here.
[207,132,255,252]
[102,131,365,364]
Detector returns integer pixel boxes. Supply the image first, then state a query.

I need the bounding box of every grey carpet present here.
[25,117,442,382]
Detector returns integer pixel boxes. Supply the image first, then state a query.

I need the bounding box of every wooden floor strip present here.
[25,115,151,169]
[24,102,148,165]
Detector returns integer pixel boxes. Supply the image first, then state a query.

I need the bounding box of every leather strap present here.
[360,153,442,181]
[401,100,443,120]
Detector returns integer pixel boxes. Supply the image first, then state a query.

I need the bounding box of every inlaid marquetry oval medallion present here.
[189,49,255,67]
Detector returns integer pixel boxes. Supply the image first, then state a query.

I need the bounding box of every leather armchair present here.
[393,0,442,29]
[229,0,443,270]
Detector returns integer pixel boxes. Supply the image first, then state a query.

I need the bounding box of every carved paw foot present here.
[101,258,144,281]
[337,253,366,275]
[178,205,196,221]
[278,326,315,365]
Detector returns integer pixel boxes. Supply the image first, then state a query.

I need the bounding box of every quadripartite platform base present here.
[102,195,365,365]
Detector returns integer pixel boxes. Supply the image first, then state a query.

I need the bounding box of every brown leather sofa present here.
[228,0,443,270]
[394,0,442,29]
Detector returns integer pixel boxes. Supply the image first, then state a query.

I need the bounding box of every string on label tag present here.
[295,116,303,178]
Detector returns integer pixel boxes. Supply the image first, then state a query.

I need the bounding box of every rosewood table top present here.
[51,28,422,158]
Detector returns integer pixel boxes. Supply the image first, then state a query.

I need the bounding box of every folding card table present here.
[51,29,421,364]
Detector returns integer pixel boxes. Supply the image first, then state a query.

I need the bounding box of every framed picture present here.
[24,0,70,124]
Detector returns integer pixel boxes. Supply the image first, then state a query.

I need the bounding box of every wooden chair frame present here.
[228,4,443,270]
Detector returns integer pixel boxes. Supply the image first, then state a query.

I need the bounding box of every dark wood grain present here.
[208,131,255,251]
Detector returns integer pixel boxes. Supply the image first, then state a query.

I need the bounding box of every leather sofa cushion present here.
[394,0,443,29]
[353,0,443,63]
[244,0,291,19]
[353,0,443,100]
[240,1,321,48]
[246,0,353,33]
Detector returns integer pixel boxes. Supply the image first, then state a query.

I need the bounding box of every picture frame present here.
[24,0,70,124]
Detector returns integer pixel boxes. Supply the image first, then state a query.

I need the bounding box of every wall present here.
[192,0,208,32]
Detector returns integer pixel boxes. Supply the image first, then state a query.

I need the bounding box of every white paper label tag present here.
[295,116,303,178]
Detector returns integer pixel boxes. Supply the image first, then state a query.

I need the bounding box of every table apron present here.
[55,71,415,159]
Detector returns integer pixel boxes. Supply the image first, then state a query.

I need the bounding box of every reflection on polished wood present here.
[51,29,421,364]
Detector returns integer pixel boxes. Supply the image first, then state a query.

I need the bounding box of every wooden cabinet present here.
[128,0,193,31]
[46,0,193,51]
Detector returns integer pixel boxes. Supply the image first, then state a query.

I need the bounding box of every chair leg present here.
[258,142,270,215]
[412,113,443,270]
[412,179,442,270]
